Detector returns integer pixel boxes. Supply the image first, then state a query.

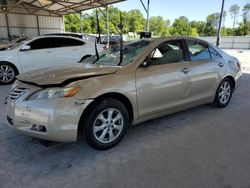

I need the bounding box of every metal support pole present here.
[36,15,40,36]
[106,6,109,46]
[140,0,150,32]
[146,0,150,32]
[5,12,11,41]
[96,9,101,43]
[216,0,225,47]
[80,11,83,34]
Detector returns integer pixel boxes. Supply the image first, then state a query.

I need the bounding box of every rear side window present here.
[186,40,210,61]
[209,46,222,59]
[28,38,56,50]
[54,37,84,48]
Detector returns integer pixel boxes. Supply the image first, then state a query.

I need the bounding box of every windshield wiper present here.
[117,12,124,66]
[93,8,100,64]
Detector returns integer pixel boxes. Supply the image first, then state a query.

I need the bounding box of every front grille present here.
[9,87,27,101]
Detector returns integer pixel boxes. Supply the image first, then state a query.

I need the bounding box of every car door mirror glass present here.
[21,45,31,51]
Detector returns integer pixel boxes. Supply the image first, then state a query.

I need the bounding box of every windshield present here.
[82,40,152,66]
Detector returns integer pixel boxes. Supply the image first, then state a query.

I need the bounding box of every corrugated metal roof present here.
[0,0,126,16]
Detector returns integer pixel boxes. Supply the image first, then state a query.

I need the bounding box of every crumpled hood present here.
[17,63,120,86]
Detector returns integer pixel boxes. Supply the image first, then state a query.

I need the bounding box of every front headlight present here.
[27,86,80,100]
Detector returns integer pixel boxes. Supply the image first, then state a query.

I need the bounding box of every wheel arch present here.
[78,92,134,136]
[223,75,236,91]
[0,61,20,75]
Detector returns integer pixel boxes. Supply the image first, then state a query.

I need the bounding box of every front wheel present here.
[213,78,233,108]
[0,63,17,85]
[84,99,129,150]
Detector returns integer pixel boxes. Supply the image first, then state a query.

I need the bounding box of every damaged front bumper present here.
[6,81,93,142]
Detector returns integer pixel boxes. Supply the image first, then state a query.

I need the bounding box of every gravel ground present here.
[0,51,250,188]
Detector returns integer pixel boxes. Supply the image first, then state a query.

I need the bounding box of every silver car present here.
[6,37,242,150]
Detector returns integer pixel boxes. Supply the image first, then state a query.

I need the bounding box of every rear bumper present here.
[234,69,242,90]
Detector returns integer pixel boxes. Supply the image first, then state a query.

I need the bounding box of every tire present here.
[0,62,18,85]
[84,98,129,150]
[213,78,233,108]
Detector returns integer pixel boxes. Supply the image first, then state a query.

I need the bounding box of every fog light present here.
[31,124,38,131]
[30,124,47,132]
[38,125,46,132]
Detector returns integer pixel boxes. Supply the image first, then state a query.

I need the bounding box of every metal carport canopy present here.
[1,0,126,16]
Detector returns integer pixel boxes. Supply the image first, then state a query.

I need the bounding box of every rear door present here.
[184,39,224,102]
[53,37,90,65]
[18,37,56,72]
[136,40,191,118]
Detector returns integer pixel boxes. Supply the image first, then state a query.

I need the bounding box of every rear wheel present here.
[213,78,233,108]
[84,99,129,150]
[0,63,18,85]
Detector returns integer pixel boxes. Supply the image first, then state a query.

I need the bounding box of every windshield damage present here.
[82,40,152,66]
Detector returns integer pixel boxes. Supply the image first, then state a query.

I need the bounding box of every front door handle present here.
[181,67,190,74]
[218,62,224,67]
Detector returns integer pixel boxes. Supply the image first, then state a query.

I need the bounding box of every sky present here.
[113,0,249,28]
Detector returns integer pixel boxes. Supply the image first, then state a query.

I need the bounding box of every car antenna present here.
[117,12,124,66]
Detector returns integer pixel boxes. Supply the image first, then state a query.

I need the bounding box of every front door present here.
[18,38,56,73]
[136,40,191,118]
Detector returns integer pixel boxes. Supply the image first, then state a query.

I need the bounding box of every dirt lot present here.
[0,50,250,188]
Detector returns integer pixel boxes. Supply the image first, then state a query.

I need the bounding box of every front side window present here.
[187,40,210,61]
[28,38,56,50]
[148,41,185,65]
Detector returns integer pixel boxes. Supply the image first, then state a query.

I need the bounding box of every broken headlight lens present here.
[27,86,80,100]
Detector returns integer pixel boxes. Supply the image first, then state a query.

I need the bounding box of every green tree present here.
[222,11,227,28]
[191,28,199,36]
[243,3,250,21]
[189,20,207,36]
[229,4,240,30]
[127,9,145,33]
[150,16,170,36]
[204,13,220,36]
[170,16,192,36]
[242,4,250,35]
[64,14,80,32]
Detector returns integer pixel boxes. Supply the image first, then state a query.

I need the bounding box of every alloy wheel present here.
[218,81,231,104]
[93,108,124,144]
[0,65,15,83]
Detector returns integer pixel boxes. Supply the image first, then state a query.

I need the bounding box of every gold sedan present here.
[6,37,242,150]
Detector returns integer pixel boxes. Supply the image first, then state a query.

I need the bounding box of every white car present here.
[0,35,96,84]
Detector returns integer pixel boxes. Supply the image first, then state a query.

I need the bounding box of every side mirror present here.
[20,45,31,51]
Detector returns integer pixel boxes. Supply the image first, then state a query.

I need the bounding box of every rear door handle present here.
[218,62,224,67]
[181,67,190,74]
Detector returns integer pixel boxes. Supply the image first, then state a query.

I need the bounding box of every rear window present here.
[209,46,222,59]
[54,37,84,48]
